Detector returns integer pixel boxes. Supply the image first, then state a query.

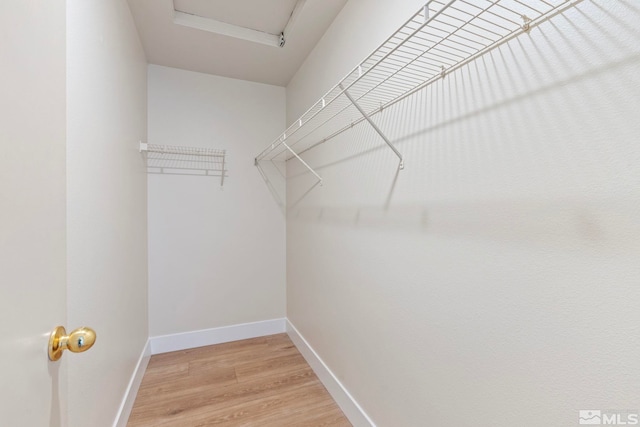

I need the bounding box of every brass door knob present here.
[48,326,96,361]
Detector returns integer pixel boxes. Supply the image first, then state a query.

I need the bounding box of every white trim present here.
[286,320,376,427]
[283,0,307,37]
[112,319,370,426]
[113,339,152,427]
[150,318,287,355]
[173,11,281,47]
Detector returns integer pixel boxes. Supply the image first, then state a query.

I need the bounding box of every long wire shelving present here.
[254,0,581,185]
[140,142,227,186]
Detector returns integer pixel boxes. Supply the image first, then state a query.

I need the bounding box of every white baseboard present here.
[150,318,287,355]
[113,339,151,427]
[286,320,376,427]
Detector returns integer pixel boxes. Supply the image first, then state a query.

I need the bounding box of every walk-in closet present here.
[2,0,639,426]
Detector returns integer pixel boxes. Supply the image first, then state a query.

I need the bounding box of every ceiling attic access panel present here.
[173,0,304,47]
[127,0,348,86]
[173,0,298,35]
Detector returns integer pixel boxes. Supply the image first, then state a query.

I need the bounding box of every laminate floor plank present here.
[132,368,316,424]
[128,333,351,427]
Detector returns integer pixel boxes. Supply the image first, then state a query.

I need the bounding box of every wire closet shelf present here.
[140,142,227,186]
[254,0,579,184]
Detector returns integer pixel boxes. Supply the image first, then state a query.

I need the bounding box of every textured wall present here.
[286,1,640,425]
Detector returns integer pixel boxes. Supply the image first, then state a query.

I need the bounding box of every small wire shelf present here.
[140,142,227,186]
[254,0,581,184]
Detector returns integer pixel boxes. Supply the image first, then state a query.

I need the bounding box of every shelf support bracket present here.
[340,84,404,170]
[281,140,323,185]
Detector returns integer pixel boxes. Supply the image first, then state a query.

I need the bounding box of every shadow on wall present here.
[289,199,640,251]
[48,361,62,427]
[282,0,640,248]
[255,159,287,215]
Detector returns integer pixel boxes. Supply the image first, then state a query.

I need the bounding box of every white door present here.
[0,1,69,425]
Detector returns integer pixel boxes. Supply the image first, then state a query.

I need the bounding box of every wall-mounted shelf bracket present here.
[255,142,323,185]
[339,83,404,170]
[281,139,323,185]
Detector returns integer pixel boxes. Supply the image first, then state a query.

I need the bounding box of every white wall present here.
[148,65,286,337]
[286,1,640,426]
[66,1,148,426]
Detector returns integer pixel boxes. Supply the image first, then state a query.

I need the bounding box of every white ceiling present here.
[127,0,348,87]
